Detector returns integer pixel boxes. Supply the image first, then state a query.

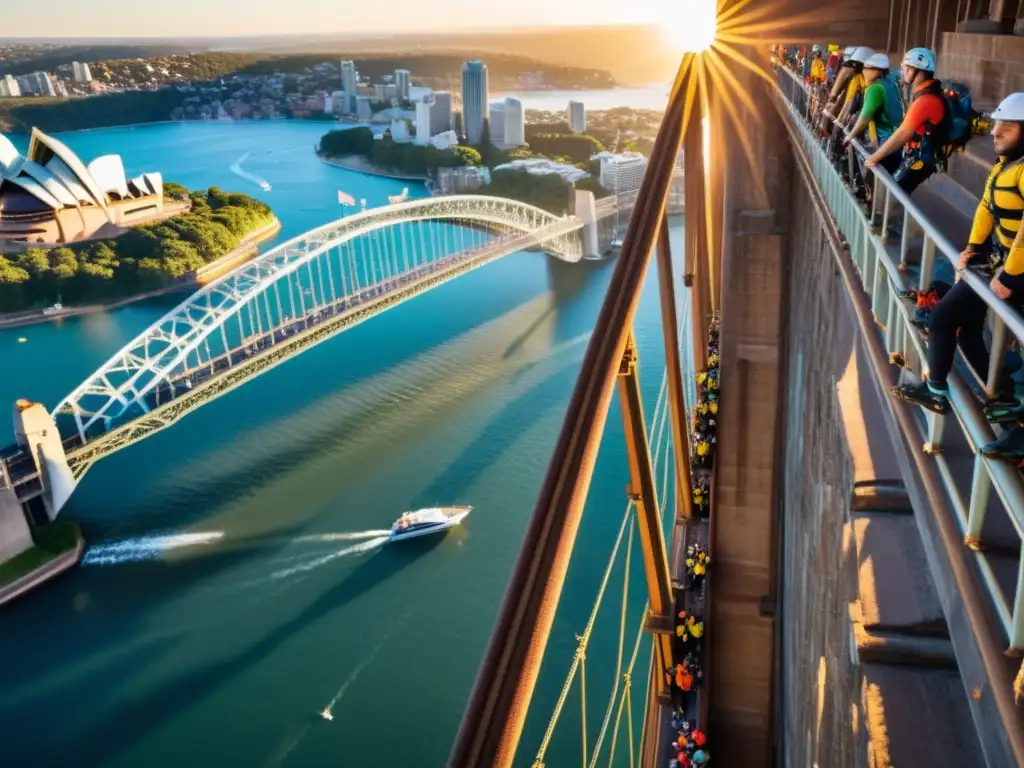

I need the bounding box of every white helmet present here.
[864,53,891,70]
[811,44,822,53]
[851,46,874,64]
[991,92,1024,121]
[844,46,856,58]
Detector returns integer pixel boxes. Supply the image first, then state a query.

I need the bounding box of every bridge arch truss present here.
[53,195,583,449]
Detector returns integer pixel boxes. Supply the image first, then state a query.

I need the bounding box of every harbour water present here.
[0,116,689,766]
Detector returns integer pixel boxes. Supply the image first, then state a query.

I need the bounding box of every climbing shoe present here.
[984,399,1024,425]
[981,424,1024,461]
[891,380,951,414]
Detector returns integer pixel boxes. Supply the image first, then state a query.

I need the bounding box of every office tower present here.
[599,152,648,194]
[502,97,524,147]
[489,101,506,147]
[0,75,20,98]
[430,91,452,135]
[394,69,411,102]
[415,94,433,145]
[568,100,586,133]
[72,61,93,84]
[341,60,357,112]
[461,60,489,146]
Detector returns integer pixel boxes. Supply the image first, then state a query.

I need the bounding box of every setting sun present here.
[660,0,718,52]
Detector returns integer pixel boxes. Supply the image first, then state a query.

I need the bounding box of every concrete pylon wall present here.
[706,44,793,765]
[573,190,600,258]
[0,487,33,563]
[13,402,75,520]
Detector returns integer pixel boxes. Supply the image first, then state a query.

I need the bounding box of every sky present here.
[5,0,676,38]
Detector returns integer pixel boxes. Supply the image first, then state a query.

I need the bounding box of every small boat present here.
[389,506,472,542]
[260,181,272,191]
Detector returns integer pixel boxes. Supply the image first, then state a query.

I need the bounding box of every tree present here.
[452,146,482,167]
[318,126,375,157]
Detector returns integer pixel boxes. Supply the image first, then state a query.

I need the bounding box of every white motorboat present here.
[389,506,472,542]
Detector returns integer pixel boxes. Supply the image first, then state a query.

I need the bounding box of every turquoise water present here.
[0,121,688,767]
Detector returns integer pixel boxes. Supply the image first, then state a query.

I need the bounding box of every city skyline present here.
[5,0,681,37]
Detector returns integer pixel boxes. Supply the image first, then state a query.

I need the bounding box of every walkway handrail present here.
[772,58,1024,763]
[448,53,694,768]
[775,65,1024,342]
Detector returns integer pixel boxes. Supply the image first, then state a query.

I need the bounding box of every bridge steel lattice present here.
[48,195,584,480]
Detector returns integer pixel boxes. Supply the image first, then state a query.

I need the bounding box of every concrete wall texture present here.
[939,32,1024,109]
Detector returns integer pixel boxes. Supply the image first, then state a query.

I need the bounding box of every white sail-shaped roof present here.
[0,134,19,178]
[6,176,62,209]
[44,155,96,204]
[142,172,162,197]
[87,155,129,199]
[18,160,80,207]
[26,128,111,219]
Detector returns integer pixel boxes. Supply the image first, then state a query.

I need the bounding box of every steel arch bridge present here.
[48,195,585,480]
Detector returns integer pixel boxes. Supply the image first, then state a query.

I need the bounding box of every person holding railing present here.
[865,48,945,195]
[844,53,906,202]
[891,93,1024,425]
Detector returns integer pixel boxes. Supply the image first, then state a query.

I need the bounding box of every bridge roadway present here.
[1,215,586,493]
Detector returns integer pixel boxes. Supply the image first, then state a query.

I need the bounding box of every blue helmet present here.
[903,47,937,72]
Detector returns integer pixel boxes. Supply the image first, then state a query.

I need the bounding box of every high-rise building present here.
[341,60,357,112]
[488,98,524,149]
[0,75,20,98]
[430,91,453,135]
[16,72,56,97]
[489,101,506,147]
[568,100,587,133]
[503,97,524,148]
[394,69,411,102]
[71,61,93,84]
[461,60,489,146]
[355,96,373,121]
[598,151,648,194]
[415,94,434,146]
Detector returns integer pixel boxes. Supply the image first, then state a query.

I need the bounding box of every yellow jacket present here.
[969,156,1024,277]
[810,58,826,83]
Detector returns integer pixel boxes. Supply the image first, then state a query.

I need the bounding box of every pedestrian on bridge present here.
[892,93,1024,417]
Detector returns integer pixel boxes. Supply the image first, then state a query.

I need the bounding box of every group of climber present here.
[781,41,1024,466]
[669,715,709,768]
[692,319,720,481]
[891,92,1024,462]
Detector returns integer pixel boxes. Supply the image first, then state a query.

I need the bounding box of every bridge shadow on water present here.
[16,536,442,767]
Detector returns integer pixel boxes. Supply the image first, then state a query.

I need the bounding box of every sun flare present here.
[660,0,718,52]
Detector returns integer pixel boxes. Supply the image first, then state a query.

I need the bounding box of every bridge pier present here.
[13,400,75,520]
[573,190,601,259]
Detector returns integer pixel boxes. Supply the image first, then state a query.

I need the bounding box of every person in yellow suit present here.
[892,93,1024,426]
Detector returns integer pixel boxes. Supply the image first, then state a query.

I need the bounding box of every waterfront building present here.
[414,95,434,146]
[0,128,165,246]
[493,157,590,183]
[16,72,56,98]
[355,96,373,121]
[323,95,334,115]
[502,97,525,148]
[390,119,411,144]
[595,151,648,194]
[436,165,490,195]
[0,75,20,98]
[568,100,587,133]
[430,91,453,135]
[395,69,411,102]
[341,60,357,113]
[489,101,506,147]
[72,61,93,85]
[461,60,489,146]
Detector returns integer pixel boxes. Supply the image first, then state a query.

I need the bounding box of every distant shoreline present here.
[0,218,281,330]
[317,153,429,182]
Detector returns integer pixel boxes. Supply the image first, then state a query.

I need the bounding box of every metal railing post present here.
[657,217,695,520]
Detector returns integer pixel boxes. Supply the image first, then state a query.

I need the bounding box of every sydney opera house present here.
[0,128,165,246]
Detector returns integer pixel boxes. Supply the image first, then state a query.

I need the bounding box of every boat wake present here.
[83,531,225,566]
[269,536,388,580]
[229,152,271,191]
[295,530,391,543]
[320,635,389,721]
